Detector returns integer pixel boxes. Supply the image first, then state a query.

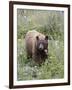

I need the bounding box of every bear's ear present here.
[36,36,39,40]
[45,36,48,40]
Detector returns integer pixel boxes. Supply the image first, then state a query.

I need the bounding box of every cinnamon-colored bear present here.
[25,30,48,64]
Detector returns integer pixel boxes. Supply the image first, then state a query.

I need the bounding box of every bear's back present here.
[25,30,45,40]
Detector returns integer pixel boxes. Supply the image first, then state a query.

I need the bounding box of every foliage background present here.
[17,9,64,81]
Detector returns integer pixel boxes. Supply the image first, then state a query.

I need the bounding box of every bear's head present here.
[36,36,48,54]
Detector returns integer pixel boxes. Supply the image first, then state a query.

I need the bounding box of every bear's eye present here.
[44,42,48,48]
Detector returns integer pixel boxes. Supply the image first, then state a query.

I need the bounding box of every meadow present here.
[17,9,64,81]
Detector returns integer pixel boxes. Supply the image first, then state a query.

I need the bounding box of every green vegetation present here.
[17,9,64,81]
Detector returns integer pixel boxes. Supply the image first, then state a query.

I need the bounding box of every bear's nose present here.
[39,44,44,50]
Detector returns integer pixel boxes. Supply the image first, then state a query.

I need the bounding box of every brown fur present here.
[25,30,48,64]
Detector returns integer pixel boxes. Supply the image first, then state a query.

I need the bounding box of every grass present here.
[17,39,64,81]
